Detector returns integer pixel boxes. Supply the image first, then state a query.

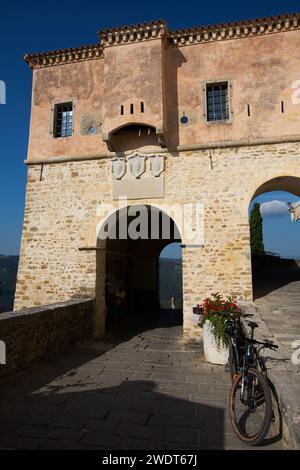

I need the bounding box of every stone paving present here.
[252,266,300,448]
[0,312,282,450]
[254,266,300,348]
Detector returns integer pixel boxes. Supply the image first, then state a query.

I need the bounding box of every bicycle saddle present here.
[248,321,258,329]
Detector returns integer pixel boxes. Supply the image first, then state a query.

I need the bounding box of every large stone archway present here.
[94,204,183,337]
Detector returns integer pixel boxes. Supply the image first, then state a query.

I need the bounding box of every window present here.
[53,102,73,138]
[206,82,229,122]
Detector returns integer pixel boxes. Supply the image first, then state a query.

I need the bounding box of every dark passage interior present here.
[101,205,183,334]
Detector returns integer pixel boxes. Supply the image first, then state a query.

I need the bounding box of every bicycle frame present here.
[228,316,278,404]
[228,316,278,445]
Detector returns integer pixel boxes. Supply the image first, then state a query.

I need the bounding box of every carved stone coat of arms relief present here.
[149,155,165,177]
[128,154,147,179]
[111,158,126,180]
[111,154,165,181]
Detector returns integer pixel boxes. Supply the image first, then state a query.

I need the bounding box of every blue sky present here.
[0,0,300,258]
[250,191,300,259]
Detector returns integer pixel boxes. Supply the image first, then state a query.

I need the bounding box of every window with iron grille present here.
[206,82,229,122]
[53,102,73,138]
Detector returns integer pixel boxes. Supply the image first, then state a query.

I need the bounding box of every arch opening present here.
[95,205,183,337]
[109,124,159,152]
[159,242,182,311]
[249,176,300,301]
[251,176,300,201]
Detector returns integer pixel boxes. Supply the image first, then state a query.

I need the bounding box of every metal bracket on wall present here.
[209,150,214,170]
[40,163,44,182]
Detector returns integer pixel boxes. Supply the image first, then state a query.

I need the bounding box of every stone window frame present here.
[49,97,77,139]
[201,79,234,125]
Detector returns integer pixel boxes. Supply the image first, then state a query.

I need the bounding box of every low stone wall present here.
[252,254,299,271]
[0,299,95,379]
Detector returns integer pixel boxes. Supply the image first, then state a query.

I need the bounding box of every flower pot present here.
[203,320,229,365]
[193,313,202,324]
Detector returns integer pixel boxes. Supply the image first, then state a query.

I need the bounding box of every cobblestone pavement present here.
[0,312,282,450]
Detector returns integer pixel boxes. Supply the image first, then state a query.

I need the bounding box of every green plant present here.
[201,293,242,347]
[250,203,265,254]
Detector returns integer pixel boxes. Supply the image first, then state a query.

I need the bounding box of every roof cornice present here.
[169,12,300,46]
[24,44,103,69]
[97,19,168,46]
[24,13,300,69]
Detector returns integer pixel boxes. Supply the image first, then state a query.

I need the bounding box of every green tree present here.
[250,203,265,253]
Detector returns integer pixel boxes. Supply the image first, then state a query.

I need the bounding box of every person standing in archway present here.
[113,281,127,321]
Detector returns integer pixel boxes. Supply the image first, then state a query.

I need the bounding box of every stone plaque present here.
[113,177,164,200]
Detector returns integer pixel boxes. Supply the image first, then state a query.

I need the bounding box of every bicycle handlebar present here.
[248,338,279,350]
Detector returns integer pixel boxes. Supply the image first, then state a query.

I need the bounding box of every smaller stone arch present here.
[241,175,300,221]
[103,123,163,152]
[251,176,300,201]
[248,175,300,300]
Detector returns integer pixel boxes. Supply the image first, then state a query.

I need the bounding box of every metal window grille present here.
[206,83,229,121]
[54,102,73,137]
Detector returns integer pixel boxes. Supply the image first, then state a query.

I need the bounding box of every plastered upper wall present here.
[102,40,165,138]
[28,59,106,159]
[26,25,300,161]
[167,30,300,147]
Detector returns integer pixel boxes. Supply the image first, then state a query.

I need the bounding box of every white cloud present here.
[260,200,288,217]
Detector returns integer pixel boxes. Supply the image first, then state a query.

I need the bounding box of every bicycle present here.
[226,314,278,446]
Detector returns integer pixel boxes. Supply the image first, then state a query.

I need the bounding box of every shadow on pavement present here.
[0,378,224,450]
[253,264,300,300]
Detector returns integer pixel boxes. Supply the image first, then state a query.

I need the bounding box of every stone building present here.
[15,14,300,341]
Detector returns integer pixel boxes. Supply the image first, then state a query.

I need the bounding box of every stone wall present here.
[0,299,95,379]
[15,141,300,342]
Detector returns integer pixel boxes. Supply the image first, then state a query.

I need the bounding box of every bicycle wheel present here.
[229,367,272,446]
